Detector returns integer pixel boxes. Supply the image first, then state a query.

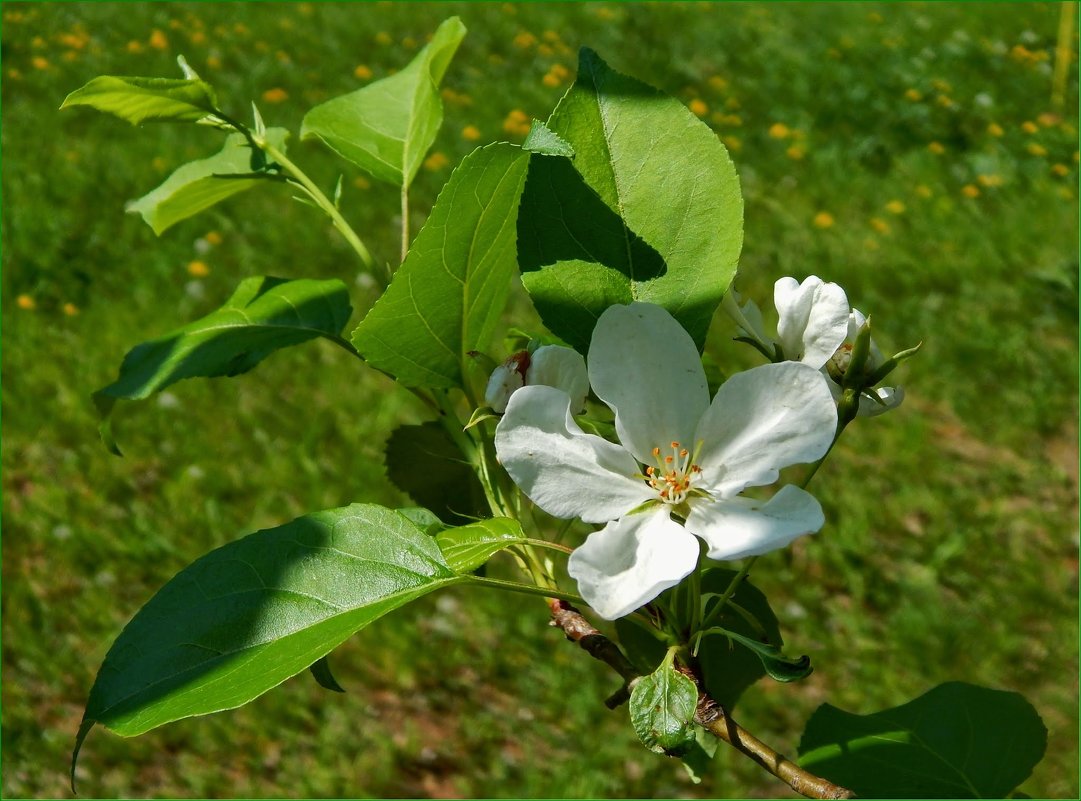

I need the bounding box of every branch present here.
[545,599,855,800]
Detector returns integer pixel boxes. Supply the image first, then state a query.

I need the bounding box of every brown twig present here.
[545,598,856,800]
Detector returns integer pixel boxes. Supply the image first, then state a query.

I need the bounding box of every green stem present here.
[257,137,380,279]
[465,575,586,606]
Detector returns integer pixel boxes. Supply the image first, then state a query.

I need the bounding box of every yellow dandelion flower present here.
[768,122,790,139]
[725,97,741,110]
[1037,112,1059,127]
[31,36,46,49]
[931,78,952,93]
[402,36,417,49]
[688,99,708,117]
[375,31,392,45]
[58,32,87,50]
[353,175,371,190]
[354,64,373,80]
[16,294,36,310]
[31,56,50,70]
[885,200,906,215]
[543,30,560,43]
[502,109,530,135]
[708,75,728,92]
[187,260,210,277]
[961,184,980,198]
[864,237,881,251]
[261,87,288,104]
[542,72,561,88]
[976,174,1003,188]
[1021,120,1039,134]
[1051,164,1070,177]
[813,211,835,229]
[538,43,554,57]
[904,88,922,102]
[786,145,806,160]
[63,302,79,317]
[721,134,742,152]
[513,31,537,49]
[206,55,222,70]
[189,30,207,46]
[148,29,168,50]
[204,231,223,246]
[594,6,617,21]
[298,2,314,15]
[867,12,883,23]
[915,184,933,199]
[928,141,945,155]
[550,63,570,80]
[424,152,449,171]
[935,94,953,109]
[6,68,21,80]
[987,122,1004,137]
[1026,142,1047,157]
[233,22,249,36]
[869,217,890,234]
[462,125,482,141]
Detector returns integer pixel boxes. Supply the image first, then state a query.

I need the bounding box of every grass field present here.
[2,2,1078,798]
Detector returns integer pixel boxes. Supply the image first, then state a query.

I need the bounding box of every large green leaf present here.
[73,504,465,769]
[629,655,699,756]
[518,48,743,352]
[797,682,1048,798]
[385,422,487,524]
[126,128,288,234]
[95,276,352,453]
[300,17,466,187]
[351,143,530,388]
[435,518,525,573]
[61,75,219,125]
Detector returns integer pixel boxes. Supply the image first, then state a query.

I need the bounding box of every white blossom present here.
[485,345,588,413]
[495,303,837,620]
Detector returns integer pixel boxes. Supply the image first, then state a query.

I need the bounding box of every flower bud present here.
[484,345,589,414]
[484,351,530,413]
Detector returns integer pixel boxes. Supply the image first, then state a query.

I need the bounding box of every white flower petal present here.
[526,345,589,413]
[694,362,837,497]
[775,276,850,368]
[685,484,824,561]
[588,303,710,464]
[567,507,701,620]
[485,363,524,413]
[495,385,652,523]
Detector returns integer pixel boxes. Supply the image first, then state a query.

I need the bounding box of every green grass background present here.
[2,2,1078,797]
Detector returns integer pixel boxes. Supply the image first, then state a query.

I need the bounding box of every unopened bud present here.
[484,351,530,412]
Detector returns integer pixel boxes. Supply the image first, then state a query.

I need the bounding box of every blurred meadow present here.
[2,1,1078,798]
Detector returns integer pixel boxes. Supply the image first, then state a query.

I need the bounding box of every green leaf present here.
[95,276,352,454]
[518,48,743,352]
[352,143,530,388]
[61,74,219,125]
[435,518,525,573]
[126,128,289,234]
[396,506,446,536]
[308,655,345,693]
[73,504,464,768]
[681,725,719,784]
[696,568,787,710]
[384,423,487,524]
[702,627,811,682]
[300,17,466,188]
[629,654,699,756]
[797,682,1048,798]
[521,119,575,157]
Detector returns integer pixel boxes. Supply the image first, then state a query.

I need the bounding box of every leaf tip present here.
[70,718,95,794]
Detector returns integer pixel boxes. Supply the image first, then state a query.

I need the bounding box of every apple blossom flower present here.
[724,276,904,418]
[485,345,589,413]
[494,303,837,620]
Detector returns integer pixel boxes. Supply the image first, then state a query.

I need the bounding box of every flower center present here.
[644,441,702,505]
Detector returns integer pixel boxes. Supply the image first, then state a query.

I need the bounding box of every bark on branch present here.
[545,598,856,800]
